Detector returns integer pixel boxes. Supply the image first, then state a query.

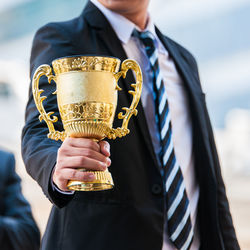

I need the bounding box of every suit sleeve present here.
[0,153,40,250]
[21,22,76,208]
[181,47,240,249]
[202,103,240,250]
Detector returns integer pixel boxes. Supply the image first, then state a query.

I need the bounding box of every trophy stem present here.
[67,168,114,191]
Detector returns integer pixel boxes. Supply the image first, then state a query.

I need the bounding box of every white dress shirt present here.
[93,1,201,249]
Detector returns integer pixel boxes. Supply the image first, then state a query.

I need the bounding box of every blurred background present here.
[0,0,249,248]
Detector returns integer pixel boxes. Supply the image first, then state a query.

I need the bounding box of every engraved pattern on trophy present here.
[59,102,115,140]
[52,56,120,74]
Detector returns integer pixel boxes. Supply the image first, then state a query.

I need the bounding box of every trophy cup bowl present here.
[32,55,142,191]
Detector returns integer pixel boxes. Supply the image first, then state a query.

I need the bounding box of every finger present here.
[64,137,100,151]
[54,169,96,191]
[61,168,96,181]
[99,141,110,157]
[57,156,108,171]
[60,147,111,166]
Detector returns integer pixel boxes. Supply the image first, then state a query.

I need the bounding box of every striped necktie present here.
[134,30,194,250]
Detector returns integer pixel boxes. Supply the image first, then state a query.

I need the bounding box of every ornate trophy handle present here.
[107,59,143,139]
[32,64,66,141]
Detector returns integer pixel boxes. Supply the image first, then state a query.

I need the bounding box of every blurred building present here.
[216,109,250,175]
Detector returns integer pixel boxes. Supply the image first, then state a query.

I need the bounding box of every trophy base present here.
[67,169,114,191]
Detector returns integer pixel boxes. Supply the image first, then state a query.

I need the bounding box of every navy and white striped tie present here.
[135,30,194,250]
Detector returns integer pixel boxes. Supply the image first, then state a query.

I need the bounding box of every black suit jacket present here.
[0,150,40,250]
[22,2,240,250]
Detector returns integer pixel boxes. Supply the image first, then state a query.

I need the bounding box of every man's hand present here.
[53,138,111,192]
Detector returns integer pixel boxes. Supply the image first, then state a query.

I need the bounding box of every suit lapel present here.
[83,2,159,169]
[156,28,217,180]
[155,27,203,96]
[155,27,209,137]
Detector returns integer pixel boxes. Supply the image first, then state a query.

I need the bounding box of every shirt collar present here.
[91,0,135,44]
[91,0,157,44]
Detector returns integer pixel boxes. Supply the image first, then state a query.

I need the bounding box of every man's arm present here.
[202,104,240,250]
[0,153,40,250]
[22,22,76,207]
[180,44,240,249]
[166,36,240,248]
[22,23,111,207]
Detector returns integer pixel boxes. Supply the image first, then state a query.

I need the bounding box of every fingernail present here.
[106,158,111,166]
[104,144,110,153]
[101,162,107,170]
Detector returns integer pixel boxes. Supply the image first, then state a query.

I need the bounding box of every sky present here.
[0,0,30,11]
[0,0,250,127]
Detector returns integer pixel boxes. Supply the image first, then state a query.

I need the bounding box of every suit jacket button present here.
[152,184,162,195]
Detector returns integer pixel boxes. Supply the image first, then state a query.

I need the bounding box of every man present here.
[0,149,40,250]
[22,0,240,249]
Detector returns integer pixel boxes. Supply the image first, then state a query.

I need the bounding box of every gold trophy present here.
[32,55,142,191]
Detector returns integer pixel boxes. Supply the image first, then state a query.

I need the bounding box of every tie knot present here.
[133,29,156,50]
